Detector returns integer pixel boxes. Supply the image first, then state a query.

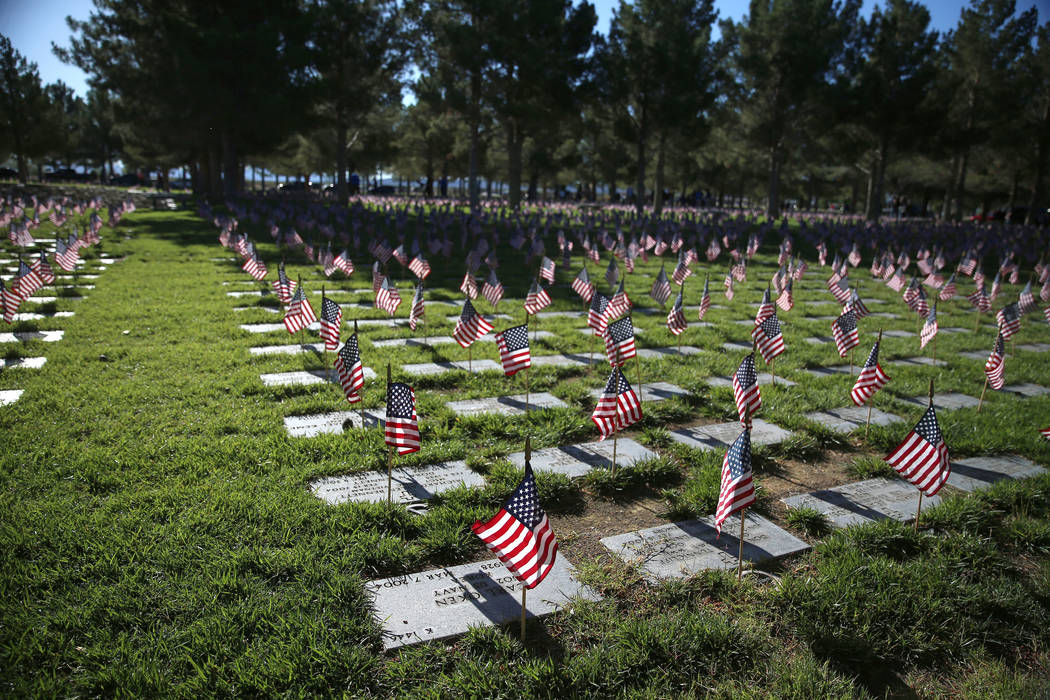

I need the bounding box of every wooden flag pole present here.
[387,363,393,504]
[978,377,989,412]
[635,353,643,403]
[738,402,753,581]
[524,366,530,415]
[915,378,934,531]
[468,343,472,372]
[770,358,776,386]
[865,328,884,439]
[974,308,981,332]
[521,434,531,642]
[355,320,365,428]
[850,348,854,377]
[612,349,622,478]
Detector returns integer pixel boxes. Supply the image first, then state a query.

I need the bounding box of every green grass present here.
[2,205,1049,696]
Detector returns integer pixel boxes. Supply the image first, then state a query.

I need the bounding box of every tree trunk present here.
[220,130,239,198]
[653,132,667,216]
[767,143,782,219]
[865,134,890,222]
[940,153,958,220]
[335,117,348,201]
[528,173,538,201]
[634,114,647,214]
[507,120,523,210]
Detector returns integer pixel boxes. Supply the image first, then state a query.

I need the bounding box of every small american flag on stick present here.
[851,341,890,406]
[453,298,494,348]
[698,276,712,320]
[409,282,425,331]
[667,287,687,336]
[385,382,420,455]
[832,309,860,358]
[495,323,531,376]
[591,366,642,439]
[523,279,551,315]
[319,294,343,350]
[375,277,402,316]
[751,315,785,363]
[334,334,365,403]
[884,400,950,497]
[984,333,1006,390]
[715,426,755,534]
[572,267,595,302]
[482,270,504,308]
[283,284,317,334]
[604,315,637,366]
[732,353,761,425]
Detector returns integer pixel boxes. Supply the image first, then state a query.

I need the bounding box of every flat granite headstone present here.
[261,367,376,387]
[601,513,809,580]
[402,359,503,375]
[233,306,280,314]
[0,389,24,406]
[0,330,64,343]
[446,314,513,323]
[804,406,902,434]
[588,381,689,403]
[668,418,791,451]
[901,392,980,411]
[11,311,75,321]
[507,438,656,478]
[227,290,273,297]
[896,356,948,367]
[529,353,600,368]
[722,341,753,352]
[781,478,940,529]
[636,346,703,358]
[804,336,835,345]
[249,343,326,356]
[939,327,970,334]
[577,327,645,336]
[374,330,554,348]
[959,350,989,361]
[535,310,584,319]
[20,296,62,304]
[946,455,1047,492]
[1002,383,1050,398]
[240,322,320,334]
[707,373,796,388]
[868,312,901,319]
[1017,343,1050,353]
[367,556,600,650]
[284,410,382,437]
[0,356,47,369]
[445,392,566,416]
[805,365,853,377]
[311,460,484,505]
[883,329,916,338]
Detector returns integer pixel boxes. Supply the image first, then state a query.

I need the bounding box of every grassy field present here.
[2,206,1049,697]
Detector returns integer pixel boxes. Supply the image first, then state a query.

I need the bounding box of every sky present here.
[0,0,1045,99]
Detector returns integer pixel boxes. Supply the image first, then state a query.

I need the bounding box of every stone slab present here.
[41,284,94,291]
[284,410,382,437]
[529,353,600,368]
[946,455,1047,492]
[233,306,280,314]
[535,310,584,319]
[805,365,853,377]
[226,290,273,297]
[883,329,916,338]
[311,460,483,505]
[896,356,948,367]
[445,392,566,416]
[636,346,703,358]
[804,406,902,434]
[939,327,970,334]
[1002,383,1050,397]
[722,341,753,352]
[446,314,513,323]
[867,312,901,319]
[19,296,60,304]
[249,343,326,356]
[11,311,74,321]
[706,373,796,388]
[0,356,47,369]
[373,331,554,348]
[401,359,503,376]
[588,381,689,403]
[601,513,809,580]
[0,330,64,343]
[1017,343,1050,353]
[240,322,320,334]
[507,438,656,478]
[959,350,989,361]
[577,327,645,336]
[901,392,980,411]
[0,389,24,406]
[667,418,791,451]
[260,368,376,387]
[804,336,835,345]
[781,478,940,529]
[367,556,599,650]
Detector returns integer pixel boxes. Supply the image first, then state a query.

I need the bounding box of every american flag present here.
[591,367,642,439]
[392,244,409,266]
[772,265,787,293]
[272,262,296,304]
[460,271,478,299]
[778,238,791,266]
[453,298,494,347]
[283,285,317,334]
[605,257,619,288]
[1041,426,1050,441]
[714,427,755,533]
[303,238,315,262]
[604,315,637,366]
[12,261,44,298]
[1041,275,1050,302]
[651,265,671,305]
[408,254,431,280]
[754,289,775,328]
[539,256,556,284]
[1044,306,1050,324]
[884,404,950,496]
[1019,279,1036,314]
[731,260,747,283]
[747,233,760,258]
[242,252,267,281]
[376,277,402,316]
[996,302,1021,339]
[667,287,687,336]
[587,291,611,336]
[482,270,504,307]
[372,261,385,295]
[817,240,828,266]
[1,278,22,323]
[334,334,365,403]
[319,295,343,350]
[495,323,531,376]
[385,382,420,455]
[672,252,692,285]
[990,272,1002,301]
[920,304,938,349]
[653,237,669,256]
[732,352,761,424]
[524,279,552,315]
[904,280,929,318]
[31,251,55,285]
[967,282,991,312]
[847,243,861,267]
[572,267,595,302]
[471,462,558,589]
[409,282,425,331]
[938,274,957,301]
[320,245,337,277]
[832,309,860,357]
[776,279,794,312]
[698,276,712,320]
[958,255,977,276]
[607,280,632,321]
[887,267,907,292]
[848,289,870,318]
[54,238,78,271]
[333,249,354,277]
[827,260,843,287]
[706,237,721,261]
[724,268,735,300]
[752,314,785,363]
[851,341,890,406]
[829,276,852,305]
[984,333,1006,390]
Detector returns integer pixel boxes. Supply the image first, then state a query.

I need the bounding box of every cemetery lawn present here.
[2,208,1049,697]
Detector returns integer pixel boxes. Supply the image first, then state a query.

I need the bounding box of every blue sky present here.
[1,0,1044,99]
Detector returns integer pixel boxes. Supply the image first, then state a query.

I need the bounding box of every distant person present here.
[349,172,360,195]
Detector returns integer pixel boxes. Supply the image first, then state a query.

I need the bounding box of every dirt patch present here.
[549,492,668,564]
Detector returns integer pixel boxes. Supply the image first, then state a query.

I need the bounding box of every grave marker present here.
[311,460,483,505]
[946,455,1046,492]
[284,410,381,437]
[901,392,980,411]
[804,406,902,434]
[445,392,566,416]
[261,367,376,387]
[506,438,656,478]
[781,478,940,529]
[0,389,24,406]
[667,418,791,451]
[0,330,64,343]
[588,381,689,403]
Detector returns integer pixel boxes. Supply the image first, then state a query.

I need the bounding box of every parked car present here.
[277,181,312,193]
[110,173,143,186]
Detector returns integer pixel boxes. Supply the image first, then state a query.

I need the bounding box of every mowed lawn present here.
[2,208,1050,697]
